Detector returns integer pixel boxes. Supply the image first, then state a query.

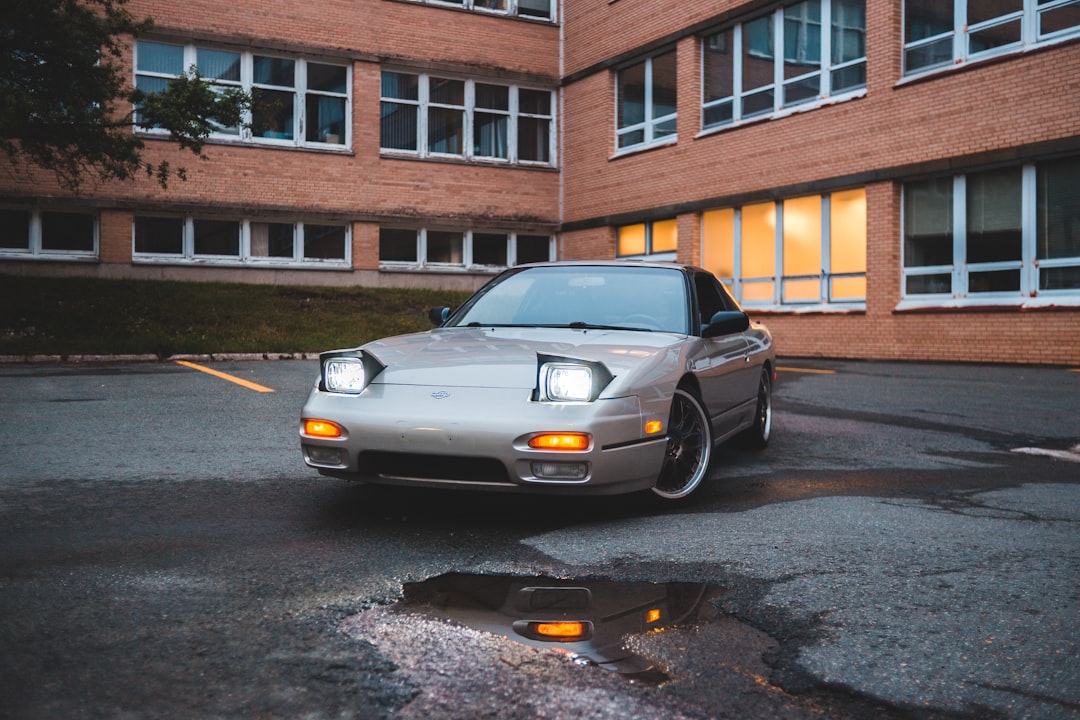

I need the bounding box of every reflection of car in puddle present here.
[401,573,722,684]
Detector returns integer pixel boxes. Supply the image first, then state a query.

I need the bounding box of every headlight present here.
[325,358,366,393]
[319,350,385,394]
[541,364,593,402]
[535,354,614,403]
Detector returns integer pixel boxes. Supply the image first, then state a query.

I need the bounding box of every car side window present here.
[694,272,737,330]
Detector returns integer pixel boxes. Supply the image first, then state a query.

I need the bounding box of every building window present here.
[0,208,97,258]
[616,50,677,152]
[398,0,554,21]
[702,0,866,131]
[902,157,1080,302]
[380,72,554,165]
[135,41,350,148]
[903,0,1080,76]
[133,216,350,266]
[616,219,678,258]
[701,189,867,307]
[378,228,554,270]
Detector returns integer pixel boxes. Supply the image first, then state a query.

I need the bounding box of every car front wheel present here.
[652,388,713,500]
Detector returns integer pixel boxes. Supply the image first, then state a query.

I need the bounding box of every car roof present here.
[515,260,707,274]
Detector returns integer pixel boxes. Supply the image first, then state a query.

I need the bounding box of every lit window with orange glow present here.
[830,189,867,301]
[699,188,867,308]
[616,219,677,257]
[782,195,822,303]
[702,208,735,280]
[741,202,776,303]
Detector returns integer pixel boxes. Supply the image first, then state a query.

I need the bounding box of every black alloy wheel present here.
[653,388,713,500]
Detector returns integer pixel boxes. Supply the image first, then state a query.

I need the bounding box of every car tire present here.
[652,387,713,500]
[737,367,772,451]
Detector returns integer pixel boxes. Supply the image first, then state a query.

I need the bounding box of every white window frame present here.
[903,0,1080,78]
[134,41,351,149]
[705,193,867,310]
[700,0,867,133]
[132,216,351,268]
[379,72,556,167]
[403,0,555,21]
[0,208,99,260]
[900,162,1080,308]
[615,51,678,154]
[378,228,555,272]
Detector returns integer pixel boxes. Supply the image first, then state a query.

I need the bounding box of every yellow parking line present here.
[777,366,837,375]
[174,360,275,393]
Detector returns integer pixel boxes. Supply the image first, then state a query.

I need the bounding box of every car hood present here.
[359,326,687,391]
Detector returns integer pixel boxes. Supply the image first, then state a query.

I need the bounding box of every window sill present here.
[696,88,866,140]
[0,252,98,262]
[137,131,355,156]
[132,257,351,269]
[895,297,1080,312]
[378,151,557,171]
[610,137,677,161]
[379,263,504,275]
[381,0,557,25]
[897,31,1080,88]
[742,303,866,315]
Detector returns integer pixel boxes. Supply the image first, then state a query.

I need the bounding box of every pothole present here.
[391,572,723,684]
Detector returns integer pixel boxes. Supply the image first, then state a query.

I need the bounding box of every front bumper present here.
[300,383,667,495]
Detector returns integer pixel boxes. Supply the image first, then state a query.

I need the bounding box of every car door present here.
[688,272,753,436]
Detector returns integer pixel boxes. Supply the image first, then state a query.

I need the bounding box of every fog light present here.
[532,461,588,480]
[307,446,345,466]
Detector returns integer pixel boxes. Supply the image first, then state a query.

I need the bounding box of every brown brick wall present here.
[562,39,1080,224]
[128,0,560,80]
[98,210,133,264]
[2,0,1078,365]
[558,1,1080,365]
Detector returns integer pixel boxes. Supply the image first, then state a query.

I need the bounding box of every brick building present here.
[2,0,1079,364]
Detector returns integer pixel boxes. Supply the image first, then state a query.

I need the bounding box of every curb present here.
[0,352,320,365]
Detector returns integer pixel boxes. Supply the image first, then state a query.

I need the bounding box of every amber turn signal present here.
[528,432,591,451]
[531,621,590,640]
[644,420,664,435]
[303,419,343,438]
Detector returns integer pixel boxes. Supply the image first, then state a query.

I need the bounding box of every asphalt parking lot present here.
[0,358,1078,719]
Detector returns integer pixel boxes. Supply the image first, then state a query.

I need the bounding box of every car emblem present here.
[431,391,450,400]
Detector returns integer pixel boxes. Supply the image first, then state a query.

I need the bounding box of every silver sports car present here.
[300,261,775,501]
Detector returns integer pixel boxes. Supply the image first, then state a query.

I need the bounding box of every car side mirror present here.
[702,310,750,338]
[428,307,451,326]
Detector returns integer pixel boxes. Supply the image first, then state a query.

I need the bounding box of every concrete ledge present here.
[0,352,319,364]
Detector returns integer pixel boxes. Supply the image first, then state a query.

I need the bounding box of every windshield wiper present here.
[458,321,653,331]
[565,321,652,331]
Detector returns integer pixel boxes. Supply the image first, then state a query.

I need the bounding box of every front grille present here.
[358,451,512,484]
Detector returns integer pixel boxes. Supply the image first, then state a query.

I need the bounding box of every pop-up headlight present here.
[535,354,613,403]
[319,350,385,394]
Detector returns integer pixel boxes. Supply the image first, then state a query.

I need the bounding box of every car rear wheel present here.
[737,367,772,450]
[653,388,713,500]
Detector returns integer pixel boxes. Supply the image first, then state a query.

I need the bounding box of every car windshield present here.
[449,265,690,333]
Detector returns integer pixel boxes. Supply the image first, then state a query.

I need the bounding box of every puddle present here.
[396,573,723,684]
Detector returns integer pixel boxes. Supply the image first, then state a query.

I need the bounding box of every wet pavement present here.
[1,359,1078,718]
